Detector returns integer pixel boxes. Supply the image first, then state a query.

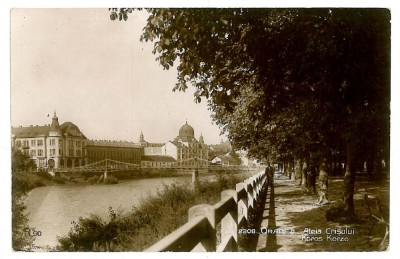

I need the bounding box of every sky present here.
[2,2,400,259]
[10,8,227,144]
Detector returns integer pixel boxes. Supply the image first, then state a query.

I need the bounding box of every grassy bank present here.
[12,171,55,195]
[57,172,251,251]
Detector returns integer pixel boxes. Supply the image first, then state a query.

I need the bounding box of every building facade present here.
[141,155,177,168]
[210,151,242,166]
[162,121,208,168]
[138,131,165,155]
[86,140,143,165]
[12,116,216,170]
[11,113,87,169]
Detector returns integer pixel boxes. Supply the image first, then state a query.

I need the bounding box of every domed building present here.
[162,120,208,168]
[178,121,195,142]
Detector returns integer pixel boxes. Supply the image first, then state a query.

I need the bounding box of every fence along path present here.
[145,169,269,252]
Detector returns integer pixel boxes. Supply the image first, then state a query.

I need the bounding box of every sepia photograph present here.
[5,3,396,255]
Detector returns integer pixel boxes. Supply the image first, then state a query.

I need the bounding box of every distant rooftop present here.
[86,140,142,148]
[141,155,177,162]
[12,122,87,139]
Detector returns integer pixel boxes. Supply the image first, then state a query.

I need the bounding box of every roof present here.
[146,143,165,147]
[179,121,195,138]
[211,151,241,164]
[141,155,177,162]
[86,140,142,148]
[209,140,232,154]
[60,122,87,138]
[12,125,50,138]
[12,121,87,139]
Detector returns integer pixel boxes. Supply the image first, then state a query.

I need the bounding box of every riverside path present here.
[256,173,389,252]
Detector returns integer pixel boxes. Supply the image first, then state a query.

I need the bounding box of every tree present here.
[11,147,37,250]
[112,8,390,219]
[12,148,36,173]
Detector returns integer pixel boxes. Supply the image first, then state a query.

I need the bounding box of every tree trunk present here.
[366,156,373,178]
[317,158,329,204]
[290,160,296,181]
[343,141,357,217]
[295,159,302,184]
[301,160,308,189]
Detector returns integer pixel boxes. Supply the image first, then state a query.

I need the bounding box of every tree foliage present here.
[11,148,38,250]
[136,8,389,162]
[12,148,36,173]
[112,8,390,216]
[57,207,118,251]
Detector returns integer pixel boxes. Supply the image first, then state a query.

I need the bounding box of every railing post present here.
[236,182,249,250]
[255,177,260,197]
[251,177,258,200]
[192,170,199,192]
[188,204,216,251]
[245,179,254,209]
[236,183,248,223]
[219,190,238,252]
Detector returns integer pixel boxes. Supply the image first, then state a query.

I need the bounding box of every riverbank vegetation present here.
[56,173,249,251]
[12,149,40,250]
[11,148,70,250]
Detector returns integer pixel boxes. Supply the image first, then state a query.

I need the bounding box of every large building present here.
[162,121,208,168]
[12,115,215,170]
[138,131,165,156]
[86,140,143,165]
[11,113,87,169]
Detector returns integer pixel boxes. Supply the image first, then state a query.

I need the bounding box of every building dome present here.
[179,120,195,140]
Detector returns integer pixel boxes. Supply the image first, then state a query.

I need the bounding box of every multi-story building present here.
[86,140,143,165]
[162,121,208,168]
[138,131,165,155]
[12,116,213,170]
[11,113,87,169]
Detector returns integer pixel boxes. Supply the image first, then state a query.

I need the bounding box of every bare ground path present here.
[256,174,389,252]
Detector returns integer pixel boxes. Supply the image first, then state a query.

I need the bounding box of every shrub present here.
[57,207,118,251]
[53,176,65,184]
[12,196,34,251]
[57,173,246,251]
[88,175,100,185]
[12,171,47,196]
[104,175,118,185]
[36,171,54,181]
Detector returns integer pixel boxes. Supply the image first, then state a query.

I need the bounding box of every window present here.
[50,149,56,156]
[59,140,63,147]
[76,150,81,157]
[68,140,73,147]
[23,140,29,148]
[38,149,43,156]
[30,150,36,156]
[69,148,74,156]
[37,140,43,146]
[59,149,62,156]
[76,141,81,147]
[31,140,36,146]
[50,139,56,146]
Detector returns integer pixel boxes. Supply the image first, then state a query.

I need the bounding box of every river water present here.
[25,175,210,249]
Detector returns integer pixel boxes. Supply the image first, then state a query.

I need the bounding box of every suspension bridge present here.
[53,157,256,174]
